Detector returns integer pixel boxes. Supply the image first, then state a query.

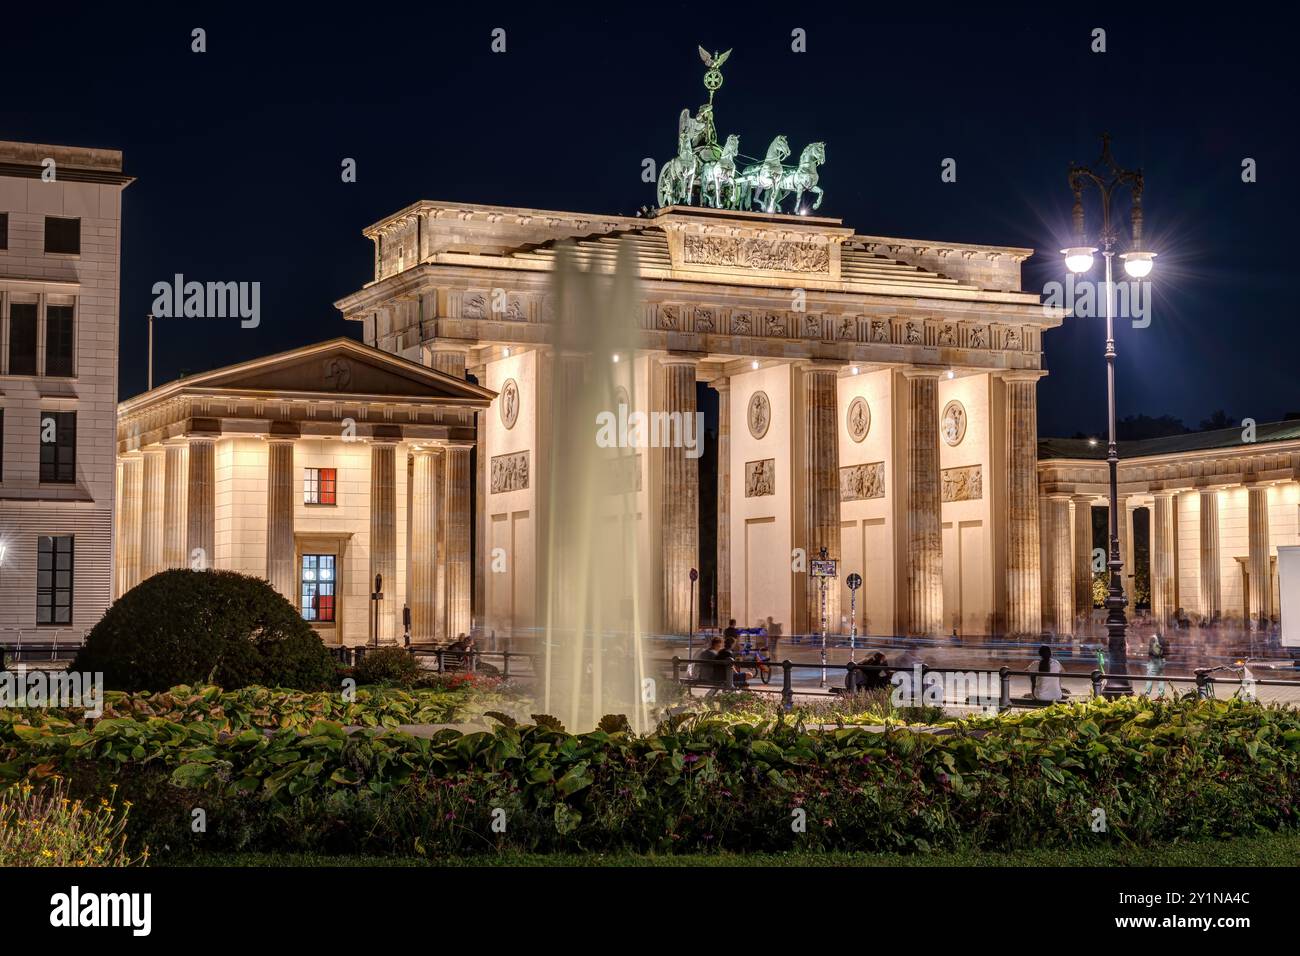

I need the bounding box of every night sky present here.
[5,3,1296,437]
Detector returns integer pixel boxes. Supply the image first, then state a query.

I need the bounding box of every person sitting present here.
[862,652,891,690]
[1029,644,1064,702]
[717,635,748,689]
[695,636,723,683]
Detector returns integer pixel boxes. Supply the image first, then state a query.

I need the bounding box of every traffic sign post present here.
[810,548,838,687]
[846,572,862,661]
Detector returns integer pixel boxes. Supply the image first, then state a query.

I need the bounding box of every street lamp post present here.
[1062,134,1156,695]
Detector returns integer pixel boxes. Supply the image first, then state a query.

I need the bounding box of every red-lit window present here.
[304,467,337,505]
[301,554,335,623]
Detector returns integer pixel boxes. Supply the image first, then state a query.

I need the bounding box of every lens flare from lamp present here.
[1121,251,1156,278]
[1062,246,1097,274]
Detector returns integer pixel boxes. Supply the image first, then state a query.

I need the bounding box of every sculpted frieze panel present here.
[682,234,831,273]
[490,450,530,494]
[941,464,982,502]
[840,462,885,501]
[745,459,775,497]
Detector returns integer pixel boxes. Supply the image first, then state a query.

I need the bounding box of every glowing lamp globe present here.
[1061,246,1097,274]
[1121,251,1156,278]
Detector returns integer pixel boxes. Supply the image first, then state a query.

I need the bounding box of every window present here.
[0,213,8,250]
[303,467,337,505]
[45,305,74,377]
[44,216,80,255]
[39,411,76,483]
[8,302,38,376]
[300,554,335,622]
[36,535,74,625]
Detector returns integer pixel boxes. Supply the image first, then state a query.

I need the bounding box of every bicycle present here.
[1181,663,1254,701]
[739,648,772,684]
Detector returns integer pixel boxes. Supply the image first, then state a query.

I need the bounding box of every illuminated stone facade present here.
[337,202,1061,639]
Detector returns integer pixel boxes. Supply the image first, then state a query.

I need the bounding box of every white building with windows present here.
[113,338,492,647]
[0,141,133,641]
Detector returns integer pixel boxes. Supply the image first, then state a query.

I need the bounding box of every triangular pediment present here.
[167,338,493,405]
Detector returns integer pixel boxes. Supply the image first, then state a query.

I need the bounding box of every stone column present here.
[186,438,216,570]
[1115,495,1132,612]
[265,439,297,602]
[1072,496,1094,629]
[428,344,468,380]
[903,369,942,637]
[1247,484,1271,628]
[1003,372,1042,638]
[1198,489,1221,621]
[801,363,841,634]
[117,456,142,595]
[369,442,398,643]
[444,444,473,639]
[471,366,487,631]
[1151,492,1175,628]
[409,450,440,642]
[711,378,732,629]
[1042,495,1073,638]
[139,447,165,581]
[659,356,699,635]
[162,443,188,569]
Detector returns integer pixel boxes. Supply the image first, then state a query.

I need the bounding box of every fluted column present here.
[265,439,297,602]
[1247,485,1271,628]
[659,356,699,635]
[1042,495,1073,638]
[139,448,165,581]
[444,444,473,639]
[369,442,398,643]
[1115,495,1132,612]
[903,369,942,636]
[185,438,216,570]
[1003,372,1042,638]
[1198,489,1221,621]
[472,366,487,629]
[162,443,188,569]
[1151,492,1175,628]
[1072,496,1094,628]
[428,345,468,380]
[712,378,731,628]
[409,450,439,642]
[801,363,841,634]
[117,456,142,595]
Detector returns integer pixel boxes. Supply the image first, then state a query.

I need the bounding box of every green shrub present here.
[0,777,144,866]
[354,647,423,687]
[3,695,1299,857]
[73,569,336,692]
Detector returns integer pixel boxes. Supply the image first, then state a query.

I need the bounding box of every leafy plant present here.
[354,647,423,687]
[73,570,336,692]
[0,777,144,866]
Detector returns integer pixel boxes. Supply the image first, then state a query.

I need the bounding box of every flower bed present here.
[1,693,1296,858]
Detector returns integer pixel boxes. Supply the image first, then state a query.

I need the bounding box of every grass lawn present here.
[175,831,1300,867]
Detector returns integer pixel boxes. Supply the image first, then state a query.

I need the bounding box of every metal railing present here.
[667,656,1300,712]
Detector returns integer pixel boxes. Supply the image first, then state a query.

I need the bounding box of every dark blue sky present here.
[5,3,1296,436]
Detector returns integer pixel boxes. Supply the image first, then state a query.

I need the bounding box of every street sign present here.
[811,559,838,578]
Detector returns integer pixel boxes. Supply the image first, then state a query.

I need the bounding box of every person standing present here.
[1143,632,1168,698]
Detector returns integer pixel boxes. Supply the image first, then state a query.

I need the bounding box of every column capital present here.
[795,358,844,373]
[997,369,1048,384]
[659,351,702,368]
[900,366,944,381]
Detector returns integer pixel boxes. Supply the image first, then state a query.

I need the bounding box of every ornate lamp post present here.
[1062,134,1156,694]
